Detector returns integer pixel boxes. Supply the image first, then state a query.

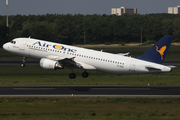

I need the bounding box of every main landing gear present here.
[20,57,27,67]
[82,71,89,78]
[69,71,89,79]
[69,73,76,79]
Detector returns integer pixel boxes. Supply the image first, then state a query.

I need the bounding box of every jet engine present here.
[40,58,64,70]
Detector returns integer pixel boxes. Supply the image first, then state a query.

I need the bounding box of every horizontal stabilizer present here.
[167,66,176,68]
[145,66,161,71]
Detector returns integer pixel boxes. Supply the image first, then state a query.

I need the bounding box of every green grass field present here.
[0,65,179,86]
[0,97,180,120]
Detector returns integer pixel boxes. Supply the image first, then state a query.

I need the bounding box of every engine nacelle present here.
[40,58,64,70]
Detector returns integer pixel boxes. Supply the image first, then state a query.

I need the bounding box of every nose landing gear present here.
[21,57,27,67]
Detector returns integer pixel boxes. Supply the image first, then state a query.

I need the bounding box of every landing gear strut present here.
[21,57,27,67]
[82,71,89,78]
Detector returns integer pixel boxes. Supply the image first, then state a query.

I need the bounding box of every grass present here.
[0,65,180,86]
[0,97,180,120]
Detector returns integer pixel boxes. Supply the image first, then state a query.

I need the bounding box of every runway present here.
[0,86,180,98]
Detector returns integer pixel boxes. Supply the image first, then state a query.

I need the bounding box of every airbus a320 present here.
[3,35,175,79]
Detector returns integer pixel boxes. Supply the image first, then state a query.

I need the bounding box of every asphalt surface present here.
[0,86,180,98]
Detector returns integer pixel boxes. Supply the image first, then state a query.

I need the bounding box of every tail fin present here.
[137,35,174,64]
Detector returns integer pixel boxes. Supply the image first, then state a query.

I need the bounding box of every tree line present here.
[0,13,180,46]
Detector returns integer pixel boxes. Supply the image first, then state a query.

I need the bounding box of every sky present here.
[0,0,180,15]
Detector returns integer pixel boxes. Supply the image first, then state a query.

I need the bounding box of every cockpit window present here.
[11,41,16,44]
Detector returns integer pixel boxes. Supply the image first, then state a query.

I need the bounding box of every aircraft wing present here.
[46,55,69,61]
[46,55,96,70]
[117,52,130,56]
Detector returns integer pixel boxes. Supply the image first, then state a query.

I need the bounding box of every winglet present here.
[137,35,174,64]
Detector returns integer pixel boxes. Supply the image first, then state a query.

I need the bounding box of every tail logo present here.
[156,46,166,60]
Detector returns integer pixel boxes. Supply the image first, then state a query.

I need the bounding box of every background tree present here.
[0,13,180,47]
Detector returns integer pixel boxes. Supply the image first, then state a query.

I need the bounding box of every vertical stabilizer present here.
[137,35,174,64]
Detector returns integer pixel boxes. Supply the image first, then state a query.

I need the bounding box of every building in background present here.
[168,6,180,14]
[111,7,137,16]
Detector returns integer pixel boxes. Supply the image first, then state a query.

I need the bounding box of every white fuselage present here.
[3,38,171,74]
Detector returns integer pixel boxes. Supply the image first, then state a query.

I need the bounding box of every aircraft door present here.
[129,60,136,72]
[19,40,28,54]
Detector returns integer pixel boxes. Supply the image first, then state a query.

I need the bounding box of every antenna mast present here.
[6,0,8,27]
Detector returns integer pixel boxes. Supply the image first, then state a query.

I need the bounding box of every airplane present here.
[3,35,175,79]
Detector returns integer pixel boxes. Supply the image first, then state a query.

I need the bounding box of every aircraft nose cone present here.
[3,43,9,51]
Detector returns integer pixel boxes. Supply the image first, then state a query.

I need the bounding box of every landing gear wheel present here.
[20,63,25,67]
[82,71,89,78]
[69,73,76,79]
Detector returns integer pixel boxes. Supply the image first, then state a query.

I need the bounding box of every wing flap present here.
[75,61,97,70]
